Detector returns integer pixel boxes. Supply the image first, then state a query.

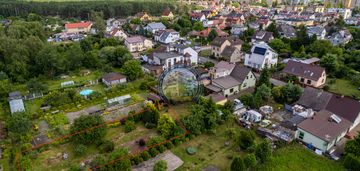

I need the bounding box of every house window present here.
[300,78,304,82]
[230,88,234,93]
[322,79,324,83]
[250,75,253,78]
[299,131,304,140]
[243,83,247,87]
[307,80,312,85]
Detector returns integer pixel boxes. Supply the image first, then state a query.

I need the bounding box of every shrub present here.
[165,142,173,149]
[230,156,245,171]
[147,136,165,147]
[158,145,166,153]
[255,141,272,163]
[138,139,146,146]
[132,155,143,165]
[244,153,257,169]
[141,151,151,161]
[153,160,167,171]
[124,120,136,133]
[99,140,115,153]
[74,144,87,156]
[343,154,360,170]
[238,131,255,150]
[149,148,159,157]
[173,139,180,146]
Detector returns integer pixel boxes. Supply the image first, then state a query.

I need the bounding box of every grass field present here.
[256,144,345,171]
[327,78,360,99]
[172,122,242,171]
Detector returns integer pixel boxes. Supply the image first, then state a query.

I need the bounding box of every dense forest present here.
[0,0,176,19]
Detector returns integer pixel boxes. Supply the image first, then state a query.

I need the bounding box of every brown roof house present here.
[296,110,352,153]
[161,7,174,20]
[102,72,127,87]
[206,62,256,97]
[296,87,360,123]
[283,60,326,88]
[210,37,244,63]
[251,30,274,43]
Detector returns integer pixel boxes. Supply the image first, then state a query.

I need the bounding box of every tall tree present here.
[208,29,218,42]
[257,67,271,87]
[121,59,143,81]
[266,22,279,38]
[157,114,176,138]
[70,115,106,145]
[255,140,272,163]
[91,11,106,37]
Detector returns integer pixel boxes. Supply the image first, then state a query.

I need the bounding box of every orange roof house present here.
[65,22,92,33]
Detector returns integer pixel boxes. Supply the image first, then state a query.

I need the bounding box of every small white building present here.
[244,42,278,70]
[154,29,180,44]
[102,72,127,87]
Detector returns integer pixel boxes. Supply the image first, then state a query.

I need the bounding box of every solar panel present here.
[253,47,267,55]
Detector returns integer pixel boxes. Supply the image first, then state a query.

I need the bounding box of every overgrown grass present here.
[327,78,360,99]
[172,122,242,171]
[256,144,345,171]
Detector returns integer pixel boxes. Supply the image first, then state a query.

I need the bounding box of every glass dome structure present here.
[158,65,202,103]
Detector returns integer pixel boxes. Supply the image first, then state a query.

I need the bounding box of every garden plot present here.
[30,122,158,170]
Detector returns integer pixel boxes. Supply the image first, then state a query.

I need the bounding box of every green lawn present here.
[172,122,242,171]
[256,144,345,171]
[327,78,360,99]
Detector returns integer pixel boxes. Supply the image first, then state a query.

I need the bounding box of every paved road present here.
[254,73,287,86]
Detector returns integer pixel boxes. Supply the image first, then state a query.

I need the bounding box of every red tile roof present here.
[65,22,92,29]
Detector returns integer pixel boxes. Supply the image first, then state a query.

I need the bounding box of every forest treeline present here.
[0,0,176,19]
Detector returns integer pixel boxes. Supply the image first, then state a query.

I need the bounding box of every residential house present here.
[8,91,25,114]
[328,29,353,46]
[148,45,198,70]
[256,18,272,29]
[65,22,92,33]
[106,18,127,28]
[190,12,206,22]
[145,22,166,34]
[251,31,274,43]
[124,36,153,52]
[102,72,127,87]
[162,7,174,20]
[209,61,235,79]
[282,60,327,88]
[188,27,228,38]
[244,42,278,70]
[106,28,128,40]
[206,63,256,97]
[135,12,152,21]
[154,29,180,44]
[296,87,360,131]
[230,25,247,36]
[210,37,244,63]
[307,26,326,39]
[278,24,296,38]
[296,110,352,153]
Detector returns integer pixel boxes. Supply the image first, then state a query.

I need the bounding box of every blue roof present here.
[253,47,267,55]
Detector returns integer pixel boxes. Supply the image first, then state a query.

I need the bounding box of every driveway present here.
[254,73,287,86]
[198,56,219,64]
